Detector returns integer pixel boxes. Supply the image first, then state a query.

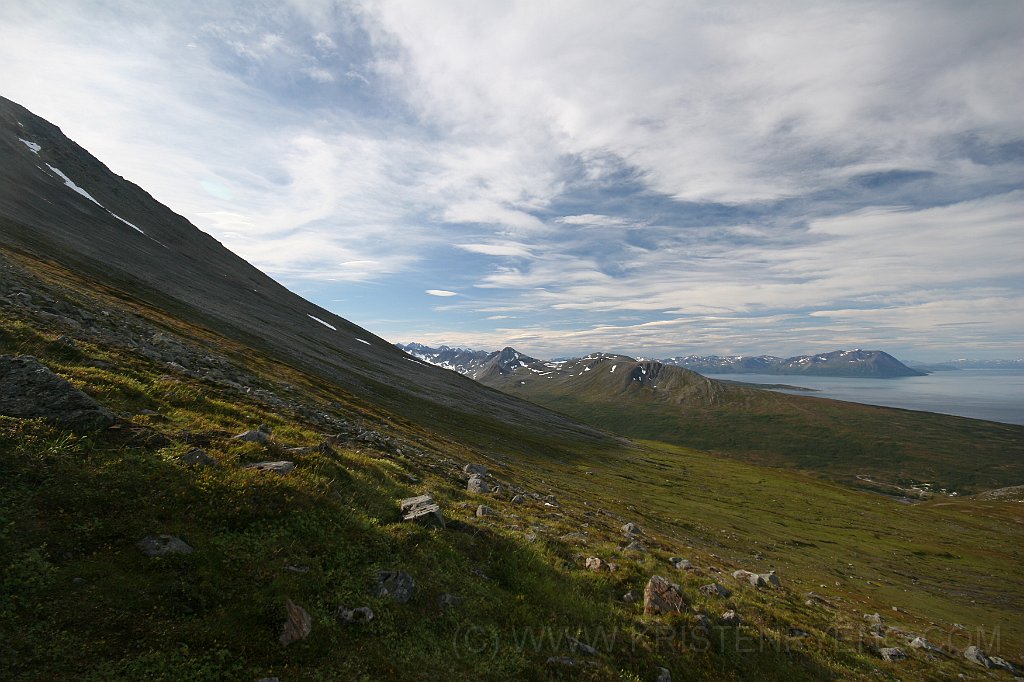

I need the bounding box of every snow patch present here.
[610,365,617,373]
[307,314,337,330]
[19,138,40,154]
[45,164,102,206]
[109,212,144,234]
[355,338,371,345]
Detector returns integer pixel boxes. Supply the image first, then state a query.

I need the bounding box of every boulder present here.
[375,570,415,603]
[476,505,496,518]
[463,463,488,477]
[643,575,687,616]
[880,647,906,662]
[585,556,607,571]
[136,534,194,557]
[0,355,114,431]
[699,583,732,598]
[400,494,445,528]
[621,522,642,536]
[244,461,295,474]
[467,475,491,494]
[963,645,994,668]
[279,599,312,645]
[656,667,672,682]
[989,656,1016,673]
[623,539,646,553]
[669,557,691,570]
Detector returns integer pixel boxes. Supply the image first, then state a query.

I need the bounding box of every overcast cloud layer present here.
[2,0,1022,360]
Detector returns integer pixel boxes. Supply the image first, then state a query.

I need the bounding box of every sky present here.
[2,1,1022,361]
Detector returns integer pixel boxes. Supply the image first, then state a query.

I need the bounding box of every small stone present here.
[438,593,463,608]
[178,448,217,468]
[989,656,1016,673]
[622,589,642,604]
[335,606,374,624]
[622,522,642,536]
[623,539,646,552]
[233,428,270,444]
[136,534,194,557]
[644,575,687,616]
[880,647,906,662]
[656,667,672,682]
[964,645,995,668]
[546,656,575,668]
[720,610,741,626]
[788,628,809,638]
[279,599,312,645]
[544,494,559,506]
[669,557,691,570]
[511,494,525,504]
[693,614,712,634]
[244,461,295,474]
[699,583,732,598]
[566,636,597,656]
[375,570,415,603]
[476,504,496,517]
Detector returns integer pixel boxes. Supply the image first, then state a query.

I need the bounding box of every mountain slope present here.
[0,95,607,457]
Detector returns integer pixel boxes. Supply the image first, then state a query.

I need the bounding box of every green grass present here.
[2,262,1023,680]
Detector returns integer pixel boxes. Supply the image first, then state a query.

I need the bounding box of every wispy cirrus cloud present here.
[1,0,1021,359]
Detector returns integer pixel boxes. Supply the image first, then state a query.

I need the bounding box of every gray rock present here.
[244,461,295,474]
[622,589,642,604]
[669,557,691,570]
[864,612,883,625]
[546,656,575,668]
[657,667,672,682]
[720,610,741,626]
[335,605,374,624]
[964,645,993,668]
[476,504,496,518]
[178,448,217,468]
[622,521,642,536]
[279,599,312,645]
[699,583,732,598]
[566,635,597,656]
[544,494,559,506]
[233,428,270,444]
[375,570,415,603]
[467,475,491,494]
[788,628,809,638]
[0,355,114,431]
[693,614,712,634]
[400,494,445,528]
[880,647,906,662]
[585,556,607,571]
[438,593,463,608]
[733,569,779,589]
[463,463,488,477]
[644,575,687,616]
[511,494,525,504]
[623,539,646,552]
[909,636,935,651]
[136,534,194,557]
[990,656,1017,673]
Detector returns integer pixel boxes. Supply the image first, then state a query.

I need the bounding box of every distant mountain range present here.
[399,344,927,378]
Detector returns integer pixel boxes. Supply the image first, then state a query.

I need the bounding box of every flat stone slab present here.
[244,461,295,474]
[0,355,114,431]
[400,494,445,528]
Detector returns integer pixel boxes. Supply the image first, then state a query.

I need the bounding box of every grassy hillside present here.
[477,356,1024,495]
[2,251,1023,681]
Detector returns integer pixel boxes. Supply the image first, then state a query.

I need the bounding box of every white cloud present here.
[426,289,459,297]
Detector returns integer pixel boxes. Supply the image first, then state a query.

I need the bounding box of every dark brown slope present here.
[0,95,608,454]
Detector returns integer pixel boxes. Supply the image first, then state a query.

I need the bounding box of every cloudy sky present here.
[2,1,1022,360]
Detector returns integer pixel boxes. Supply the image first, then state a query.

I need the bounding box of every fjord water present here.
[704,369,1024,425]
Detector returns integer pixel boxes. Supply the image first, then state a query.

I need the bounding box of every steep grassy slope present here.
[476,355,1024,495]
[3,244,1023,682]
